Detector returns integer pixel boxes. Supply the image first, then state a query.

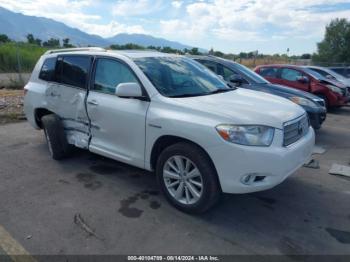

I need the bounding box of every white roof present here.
[43,47,177,59]
[109,50,175,59]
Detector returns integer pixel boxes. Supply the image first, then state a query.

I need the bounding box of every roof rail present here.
[44,47,106,55]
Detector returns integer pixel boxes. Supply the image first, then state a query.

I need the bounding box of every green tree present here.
[189,47,200,55]
[0,34,11,43]
[26,34,35,44]
[62,38,74,48]
[161,46,181,54]
[34,38,42,46]
[43,38,60,48]
[313,18,350,63]
[26,34,42,46]
[300,53,311,59]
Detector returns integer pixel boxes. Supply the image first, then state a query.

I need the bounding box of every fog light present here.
[241,174,254,185]
[241,173,267,185]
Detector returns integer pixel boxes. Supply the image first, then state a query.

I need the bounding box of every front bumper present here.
[207,127,315,194]
[330,93,348,107]
[307,110,326,130]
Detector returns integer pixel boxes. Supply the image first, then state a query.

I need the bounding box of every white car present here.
[307,66,350,89]
[24,48,315,213]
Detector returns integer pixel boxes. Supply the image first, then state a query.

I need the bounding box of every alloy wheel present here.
[163,155,203,205]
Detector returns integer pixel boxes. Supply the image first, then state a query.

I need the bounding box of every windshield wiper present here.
[168,93,209,98]
[168,88,235,98]
[207,88,235,95]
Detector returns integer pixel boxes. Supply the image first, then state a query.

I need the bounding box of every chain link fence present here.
[0,42,43,89]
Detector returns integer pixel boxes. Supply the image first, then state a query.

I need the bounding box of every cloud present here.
[0,0,147,37]
[160,0,350,44]
[112,0,163,16]
[86,22,147,38]
[171,1,183,9]
[1,0,350,53]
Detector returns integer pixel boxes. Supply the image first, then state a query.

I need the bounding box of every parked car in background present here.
[306,66,350,91]
[192,56,326,129]
[24,48,315,213]
[255,64,349,108]
[329,67,350,78]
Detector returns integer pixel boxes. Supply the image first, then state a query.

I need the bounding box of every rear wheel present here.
[156,142,221,213]
[41,114,72,160]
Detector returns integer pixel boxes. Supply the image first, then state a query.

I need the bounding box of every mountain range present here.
[0,6,199,51]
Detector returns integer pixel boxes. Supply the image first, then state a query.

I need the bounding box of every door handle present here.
[88,100,99,106]
[49,92,60,97]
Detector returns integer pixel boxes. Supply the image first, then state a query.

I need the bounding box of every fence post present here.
[16,43,23,86]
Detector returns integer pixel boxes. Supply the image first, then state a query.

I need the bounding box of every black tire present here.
[41,114,71,160]
[156,142,221,214]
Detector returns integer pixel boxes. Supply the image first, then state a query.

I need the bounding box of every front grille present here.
[283,114,310,146]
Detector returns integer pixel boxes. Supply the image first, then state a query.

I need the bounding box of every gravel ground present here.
[0,108,349,257]
[0,90,25,124]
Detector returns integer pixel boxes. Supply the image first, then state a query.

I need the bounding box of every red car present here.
[254,65,349,108]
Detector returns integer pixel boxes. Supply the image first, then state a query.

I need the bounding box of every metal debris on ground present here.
[74,213,102,240]
[329,164,350,178]
[303,159,320,169]
[312,145,326,155]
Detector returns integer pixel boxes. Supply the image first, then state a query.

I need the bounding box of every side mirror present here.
[296,76,309,84]
[229,74,244,85]
[326,74,335,80]
[115,82,143,98]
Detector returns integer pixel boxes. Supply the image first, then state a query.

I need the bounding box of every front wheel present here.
[156,142,221,213]
[41,114,72,160]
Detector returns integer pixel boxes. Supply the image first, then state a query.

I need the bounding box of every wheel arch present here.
[34,108,54,128]
[150,135,220,187]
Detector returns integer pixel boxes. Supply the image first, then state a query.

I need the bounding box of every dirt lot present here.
[0,108,349,258]
[0,89,25,124]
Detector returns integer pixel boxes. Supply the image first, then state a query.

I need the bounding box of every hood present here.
[337,78,350,87]
[319,78,347,89]
[253,83,322,101]
[165,88,305,129]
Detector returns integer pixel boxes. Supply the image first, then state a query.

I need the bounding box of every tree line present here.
[1,17,349,64]
[0,33,74,48]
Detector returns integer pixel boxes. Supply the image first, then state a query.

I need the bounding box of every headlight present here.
[216,125,275,146]
[289,96,318,108]
[327,85,343,95]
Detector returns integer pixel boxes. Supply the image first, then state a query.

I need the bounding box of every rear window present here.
[259,67,278,78]
[39,57,56,81]
[59,56,91,89]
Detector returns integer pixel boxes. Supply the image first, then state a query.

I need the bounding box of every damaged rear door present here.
[46,55,92,148]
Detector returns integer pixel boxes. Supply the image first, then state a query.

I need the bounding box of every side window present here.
[93,58,138,94]
[39,57,56,81]
[222,66,239,81]
[198,60,219,75]
[259,67,278,78]
[60,56,91,89]
[280,68,302,81]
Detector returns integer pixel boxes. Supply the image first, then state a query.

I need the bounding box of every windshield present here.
[323,68,347,81]
[302,68,327,81]
[134,57,229,97]
[232,63,269,84]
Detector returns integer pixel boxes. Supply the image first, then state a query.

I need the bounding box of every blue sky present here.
[1,0,350,55]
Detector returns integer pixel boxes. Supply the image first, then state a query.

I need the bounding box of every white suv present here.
[24,48,315,213]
